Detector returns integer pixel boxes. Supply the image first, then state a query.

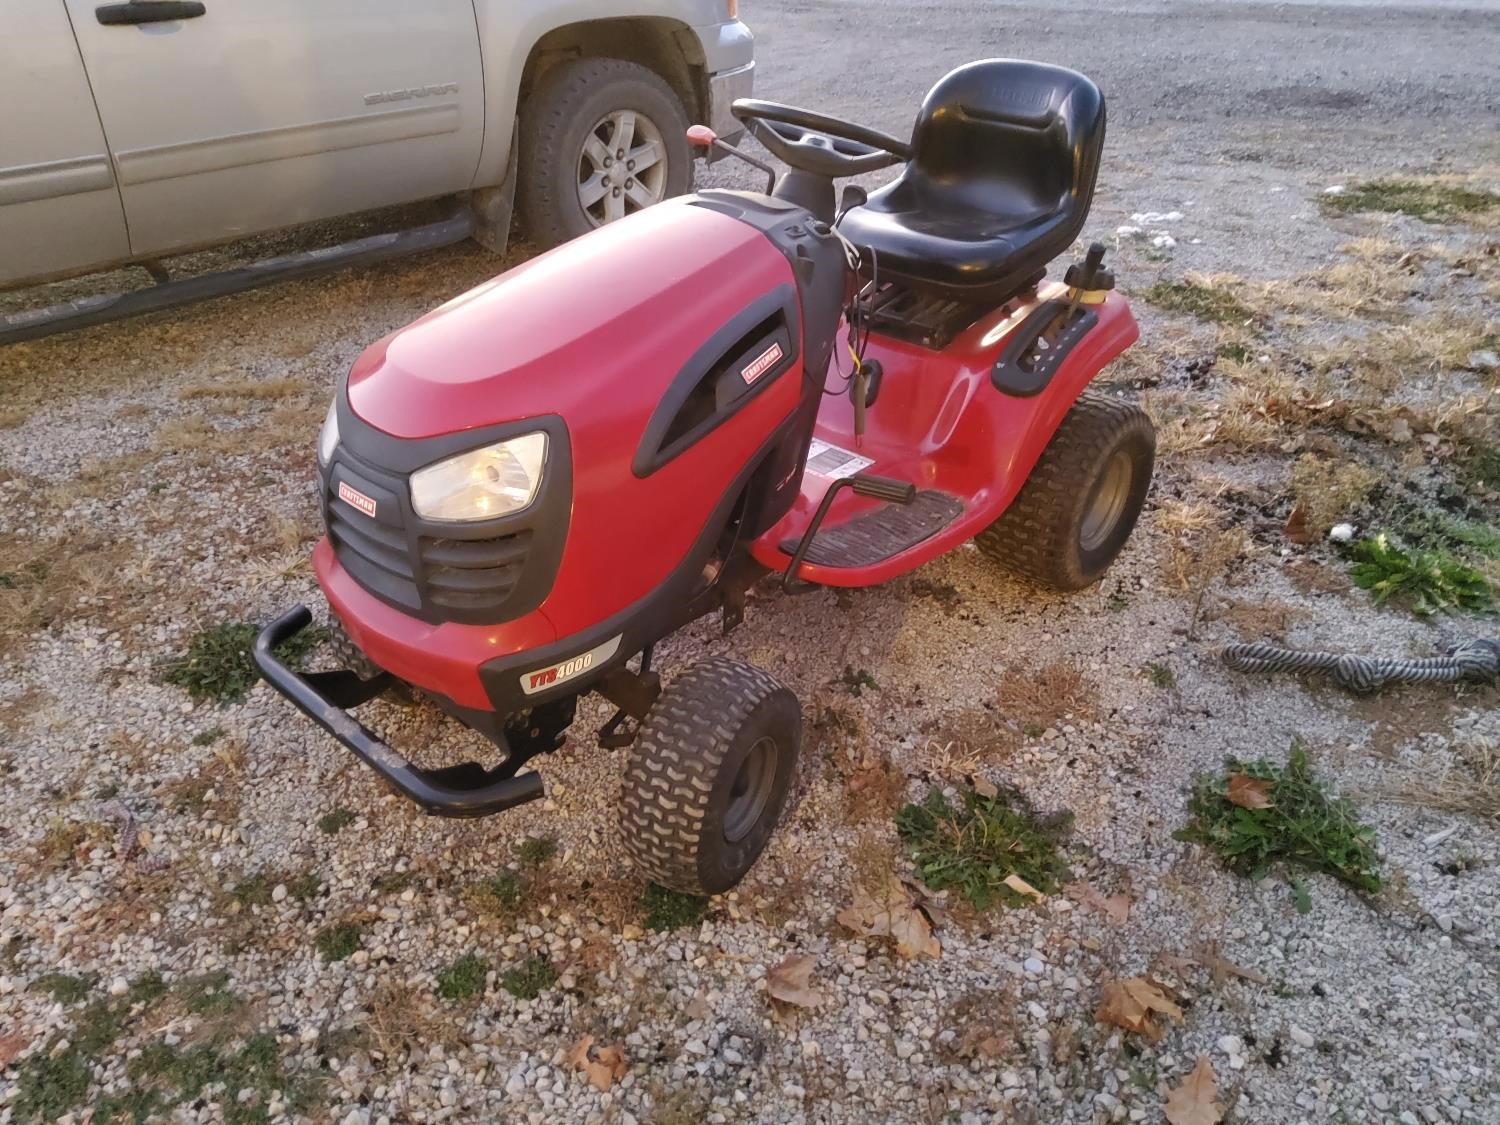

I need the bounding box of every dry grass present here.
[1375,740,1499,822]
[266,400,327,441]
[917,706,1012,774]
[0,407,29,429]
[994,660,1098,732]
[841,745,909,823]
[1289,453,1380,536]
[1206,597,1312,643]
[0,531,134,657]
[154,415,280,456]
[1152,497,1224,536]
[1164,525,1252,637]
[1259,237,1426,320]
[364,980,458,1065]
[1141,389,1213,456]
[178,375,310,401]
[1285,556,1353,595]
[52,450,159,503]
[1309,313,1494,392]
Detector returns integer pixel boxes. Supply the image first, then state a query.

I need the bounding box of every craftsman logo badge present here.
[520,635,622,695]
[740,341,783,385]
[337,481,378,518]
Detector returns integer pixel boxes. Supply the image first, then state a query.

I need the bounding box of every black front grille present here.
[419,532,533,613]
[321,408,570,628]
[325,476,535,624]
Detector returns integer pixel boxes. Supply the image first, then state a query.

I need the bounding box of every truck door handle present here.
[96,2,206,25]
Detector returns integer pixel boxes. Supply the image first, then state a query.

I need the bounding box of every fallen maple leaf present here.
[0,1032,28,1069]
[1164,1055,1224,1125]
[766,954,823,1009]
[837,875,940,959]
[565,1034,628,1091]
[1225,773,1273,810]
[1065,882,1130,925]
[1002,874,1045,903]
[1095,976,1183,1041]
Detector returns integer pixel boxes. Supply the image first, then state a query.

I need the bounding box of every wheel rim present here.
[577,110,668,227]
[724,736,778,844]
[1080,450,1133,552]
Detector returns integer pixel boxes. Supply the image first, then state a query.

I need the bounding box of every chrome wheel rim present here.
[577,110,668,226]
[724,736,777,843]
[1080,450,1133,552]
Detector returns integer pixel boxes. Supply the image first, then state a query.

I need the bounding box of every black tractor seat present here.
[838,59,1106,307]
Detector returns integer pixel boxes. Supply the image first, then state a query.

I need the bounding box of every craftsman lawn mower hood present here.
[345,199,796,442]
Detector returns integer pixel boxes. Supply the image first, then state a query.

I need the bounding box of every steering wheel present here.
[730,98,911,178]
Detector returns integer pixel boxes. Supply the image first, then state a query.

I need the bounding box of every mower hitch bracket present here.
[253,606,544,818]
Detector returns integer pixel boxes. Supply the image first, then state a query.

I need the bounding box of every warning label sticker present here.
[805,438,874,480]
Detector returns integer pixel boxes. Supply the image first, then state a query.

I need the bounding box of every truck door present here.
[0,1,131,286]
[64,0,485,258]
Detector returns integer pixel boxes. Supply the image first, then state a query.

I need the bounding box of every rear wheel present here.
[518,58,692,249]
[975,393,1155,590]
[619,658,801,895]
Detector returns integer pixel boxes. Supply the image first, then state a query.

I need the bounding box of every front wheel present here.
[975,392,1155,590]
[518,58,692,249]
[619,658,801,895]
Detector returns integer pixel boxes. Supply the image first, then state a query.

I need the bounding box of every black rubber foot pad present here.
[781,490,965,568]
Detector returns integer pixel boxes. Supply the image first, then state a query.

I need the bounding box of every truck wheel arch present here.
[520,17,707,128]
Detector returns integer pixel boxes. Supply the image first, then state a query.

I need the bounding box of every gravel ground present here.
[3,2,1499,1123]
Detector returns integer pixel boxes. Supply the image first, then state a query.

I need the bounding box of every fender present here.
[748,285,1140,586]
[469,3,754,190]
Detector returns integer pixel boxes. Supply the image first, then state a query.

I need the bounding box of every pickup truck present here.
[1,0,753,337]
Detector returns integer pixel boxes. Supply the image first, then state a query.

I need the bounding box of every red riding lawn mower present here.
[256,59,1156,895]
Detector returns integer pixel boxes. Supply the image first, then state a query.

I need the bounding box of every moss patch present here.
[1323,179,1500,222]
[1143,280,1255,325]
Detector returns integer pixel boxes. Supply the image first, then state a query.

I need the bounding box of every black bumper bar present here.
[253,605,544,818]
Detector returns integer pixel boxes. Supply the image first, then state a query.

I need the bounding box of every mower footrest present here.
[779,490,964,568]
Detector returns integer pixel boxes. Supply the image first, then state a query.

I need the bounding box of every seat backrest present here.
[908,59,1106,220]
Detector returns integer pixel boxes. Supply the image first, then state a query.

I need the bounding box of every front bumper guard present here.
[253,605,543,818]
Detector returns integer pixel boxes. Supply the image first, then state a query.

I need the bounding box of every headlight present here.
[317,399,339,466]
[410,432,547,522]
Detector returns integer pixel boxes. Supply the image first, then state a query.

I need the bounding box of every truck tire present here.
[975,393,1155,591]
[619,657,801,895]
[518,58,692,249]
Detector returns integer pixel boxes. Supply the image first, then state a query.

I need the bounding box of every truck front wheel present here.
[518,58,692,249]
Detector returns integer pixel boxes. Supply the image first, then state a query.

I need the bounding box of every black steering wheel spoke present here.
[732,98,910,179]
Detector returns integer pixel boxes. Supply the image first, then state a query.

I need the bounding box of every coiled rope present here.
[1221,638,1500,695]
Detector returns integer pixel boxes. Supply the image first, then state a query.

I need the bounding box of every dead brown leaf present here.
[1002,873,1046,903]
[1095,976,1184,1041]
[766,954,823,1009]
[1226,773,1274,810]
[837,875,941,959]
[1164,1055,1224,1125]
[565,1034,628,1092]
[1283,503,1313,544]
[974,1035,1007,1058]
[1191,943,1268,986]
[1065,882,1131,925]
